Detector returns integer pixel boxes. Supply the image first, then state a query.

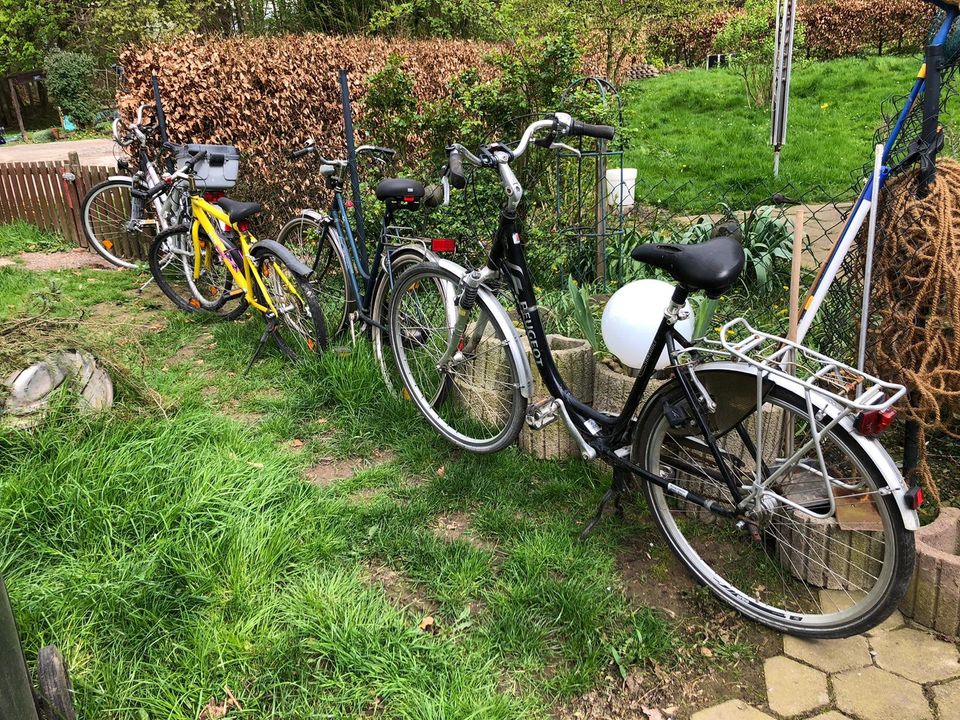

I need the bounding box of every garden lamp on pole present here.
[771,0,798,177]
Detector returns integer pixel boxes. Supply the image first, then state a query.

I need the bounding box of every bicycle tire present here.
[147,226,248,320]
[81,177,151,269]
[632,378,914,638]
[389,262,527,453]
[254,247,327,359]
[370,247,440,393]
[277,215,354,337]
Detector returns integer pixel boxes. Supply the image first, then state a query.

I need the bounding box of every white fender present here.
[434,257,534,400]
[641,360,920,531]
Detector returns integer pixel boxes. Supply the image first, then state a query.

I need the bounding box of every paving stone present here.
[763,655,828,717]
[934,678,960,720]
[782,634,871,673]
[690,699,775,720]
[807,713,853,720]
[833,666,932,720]
[870,627,960,683]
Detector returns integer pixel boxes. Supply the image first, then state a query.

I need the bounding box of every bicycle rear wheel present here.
[370,248,445,393]
[389,263,527,453]
[277,215,353,336]
[633,377,914,638]
[81,177,152,268]
[255,248,327,359]
[148,226,248,320]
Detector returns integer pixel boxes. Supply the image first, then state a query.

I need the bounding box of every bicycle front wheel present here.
[81,177,152,268]
[389,263,527,453]
[255,248,327,359]
[148,226,248,320]
[633,379,914,638]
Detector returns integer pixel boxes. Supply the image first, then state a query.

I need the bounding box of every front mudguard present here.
[250,239,312,278]
[633,360,920,532]
[434,257,534,400]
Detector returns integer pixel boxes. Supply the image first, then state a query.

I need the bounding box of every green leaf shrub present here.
[43,49,97,128]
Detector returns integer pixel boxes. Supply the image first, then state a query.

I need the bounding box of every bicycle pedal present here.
[525,398,559,429]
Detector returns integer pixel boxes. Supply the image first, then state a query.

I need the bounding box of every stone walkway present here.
[691,590,960,720]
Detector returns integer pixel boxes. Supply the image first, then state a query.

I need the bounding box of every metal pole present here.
[339,69,368,266]
[857,144,884,386]
[596,139,607,286]
[151,75,173,173]
[771,0,797,177]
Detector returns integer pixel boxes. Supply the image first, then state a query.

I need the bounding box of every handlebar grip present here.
[184,149,208,169]
[448,149,466,190]
[290,146,314,160]
[569,120,615,141]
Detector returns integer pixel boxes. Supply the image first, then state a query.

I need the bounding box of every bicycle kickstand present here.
[579,466,633,540]
[245,313,280,373]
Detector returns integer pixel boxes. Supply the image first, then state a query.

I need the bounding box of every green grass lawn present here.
[621,55,959,211]
[0,236,762,718]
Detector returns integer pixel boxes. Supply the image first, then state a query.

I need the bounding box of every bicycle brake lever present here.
[550,142,580,157]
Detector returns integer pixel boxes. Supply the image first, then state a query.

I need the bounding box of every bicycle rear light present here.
[236,221,250,233]
[855,407,896,437]
[431,238,456,253]
[905,486,924,510]
[203,191,225,202]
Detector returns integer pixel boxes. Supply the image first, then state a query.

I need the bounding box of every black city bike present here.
[388,113,921,638]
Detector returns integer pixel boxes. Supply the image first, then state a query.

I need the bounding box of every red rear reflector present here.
[905,486,924,510]
[404,196,415,202]
[237,221,250,233]
[203,191,225,202]
[431,238,456,253]
[856,407,896,437]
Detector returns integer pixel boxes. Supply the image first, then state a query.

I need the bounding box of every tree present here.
[0,0,70,76]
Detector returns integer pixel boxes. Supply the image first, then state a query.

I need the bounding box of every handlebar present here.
[444,113,615,177]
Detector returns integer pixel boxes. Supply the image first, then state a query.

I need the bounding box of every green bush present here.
[29,128,55,143]
[43,49,97,128]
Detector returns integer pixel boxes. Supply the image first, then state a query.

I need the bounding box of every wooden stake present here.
[788,206,805,343]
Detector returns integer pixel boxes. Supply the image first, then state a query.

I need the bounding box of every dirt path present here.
[0,138,118,167]
[0,249,115,271]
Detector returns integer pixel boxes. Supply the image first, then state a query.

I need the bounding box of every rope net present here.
[867,159,960,500]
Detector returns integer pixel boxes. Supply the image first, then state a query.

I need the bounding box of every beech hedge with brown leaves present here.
[118,33,502,228]
[650,0,934,66]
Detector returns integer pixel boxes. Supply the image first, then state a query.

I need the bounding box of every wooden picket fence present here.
[0,152,122,254]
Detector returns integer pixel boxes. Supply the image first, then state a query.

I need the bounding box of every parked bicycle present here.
[147,147,326,362]
[387,112,921,638]
[80,103,186,269]
[278,139,453,387]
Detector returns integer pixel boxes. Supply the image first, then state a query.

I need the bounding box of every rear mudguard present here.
[633,360,920,532]
[434,257,534,400]
[250,239,312,278]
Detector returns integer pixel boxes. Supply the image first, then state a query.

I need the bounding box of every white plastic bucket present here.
[605,167,637,209]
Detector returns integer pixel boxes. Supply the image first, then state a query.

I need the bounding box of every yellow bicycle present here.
[147,147,326,361]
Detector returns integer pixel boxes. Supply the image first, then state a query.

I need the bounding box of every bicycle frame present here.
[189,195,300,316]
[477,210,747,517]
[321,179,428,317]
